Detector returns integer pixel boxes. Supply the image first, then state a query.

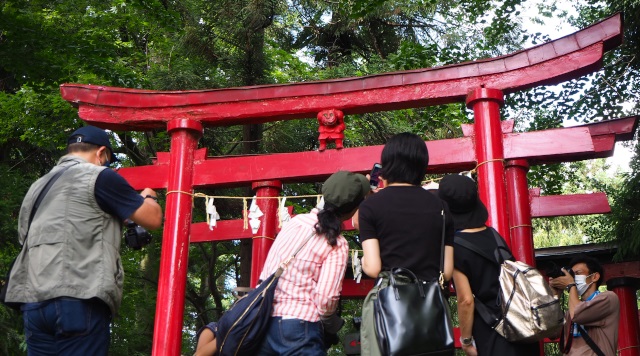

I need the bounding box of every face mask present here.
[574,273,594,296]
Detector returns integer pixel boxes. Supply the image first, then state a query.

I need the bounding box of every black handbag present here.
[373,207,454,356]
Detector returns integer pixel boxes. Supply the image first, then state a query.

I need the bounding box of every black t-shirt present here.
[95,169,145,220]
[454,229,540,355]
[358,185,454,281]
[453,228,505,311]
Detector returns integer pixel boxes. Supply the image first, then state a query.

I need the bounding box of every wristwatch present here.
[460,336,473,347]
[565,283,576,291]
[144,195,158,202]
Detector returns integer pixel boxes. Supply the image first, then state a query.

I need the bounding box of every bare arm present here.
[548,270,580,319]
[129,188,163,230]
[362,238,382,278]
[194,328,217,356]
[453,269,478,356]
[443,245,454,282]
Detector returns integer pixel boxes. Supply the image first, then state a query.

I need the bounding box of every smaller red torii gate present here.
[59,13,640,356]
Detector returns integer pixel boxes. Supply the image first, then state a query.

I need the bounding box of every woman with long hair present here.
[256,171,370,356]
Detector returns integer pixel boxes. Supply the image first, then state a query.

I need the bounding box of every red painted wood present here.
[59,15,622,130]
[152,120,203,356]
[584,115,639,140]
[530,191,611,218]
[250,181,282,287]
[604,261,640,279]
[114,117,640,191]
[190,220,254,242]
[607,278,640,356]
[461,120,514,136]
[505,159,536,266]
[467,88,511,243]
[341,279,376,298]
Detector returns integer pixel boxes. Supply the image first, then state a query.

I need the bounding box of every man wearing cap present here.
[5,125,163,355]
[438,174,538,356]
[256,171,370,355]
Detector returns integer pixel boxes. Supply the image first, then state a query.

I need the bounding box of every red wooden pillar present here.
[152,119,203,356]
[250,180,282,287]
[466,88,510,245]
[504,159,535,264]
[505,159,542,355]
[607,277,640,356]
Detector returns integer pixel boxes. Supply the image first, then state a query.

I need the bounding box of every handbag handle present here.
[389,267,425,300]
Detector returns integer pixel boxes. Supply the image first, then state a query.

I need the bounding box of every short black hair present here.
[569,254,605,287]
[67,142,100,154]
[380,132,429,185]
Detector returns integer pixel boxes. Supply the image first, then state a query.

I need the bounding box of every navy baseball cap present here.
[68,125,118,163]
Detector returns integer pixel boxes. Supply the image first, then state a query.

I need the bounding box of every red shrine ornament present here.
[317,109,345,151]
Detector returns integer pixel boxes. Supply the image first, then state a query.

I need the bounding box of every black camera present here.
[546,264,574,278]
[124,220,153,250]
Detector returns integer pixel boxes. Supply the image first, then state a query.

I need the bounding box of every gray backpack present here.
[455,228,564,342]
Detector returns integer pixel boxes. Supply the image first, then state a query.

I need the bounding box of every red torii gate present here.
[60,13,640,356]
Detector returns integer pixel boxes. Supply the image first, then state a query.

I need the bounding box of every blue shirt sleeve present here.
[95,169,145,221]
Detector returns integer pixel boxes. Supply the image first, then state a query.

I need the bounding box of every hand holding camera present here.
[124,219,153,249]
[548,266,576,294]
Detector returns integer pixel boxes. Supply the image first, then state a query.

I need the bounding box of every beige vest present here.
[6,155,124,315]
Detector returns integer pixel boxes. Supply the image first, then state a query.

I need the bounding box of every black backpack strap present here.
[473,295,501,328]
[577,325,606,356]
[487,227,514,263]
[454,235,497,265]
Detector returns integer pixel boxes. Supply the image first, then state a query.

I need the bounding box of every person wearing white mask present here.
[549,255,620,356]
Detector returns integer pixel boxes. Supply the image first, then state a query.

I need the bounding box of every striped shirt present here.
[258,208,349,322]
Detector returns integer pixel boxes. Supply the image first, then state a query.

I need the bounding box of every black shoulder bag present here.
[373,205,455,356]
[215,231,315,356]
[0,165,72,310]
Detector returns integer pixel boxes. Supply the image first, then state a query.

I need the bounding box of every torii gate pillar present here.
[466,88,510,244]
[152,119,203,356]
[505,159,536,265]
[607,277,640,356]
[250,180,283,287]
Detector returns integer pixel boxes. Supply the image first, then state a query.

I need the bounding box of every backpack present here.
[214,231,314,356]
[455,228,564,343]
[214,270,280,356]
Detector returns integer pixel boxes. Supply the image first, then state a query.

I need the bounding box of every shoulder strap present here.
[577,325,606,356]
[439,203,445,283]
[25,165,74,238]
[455,235,498,265]
[559,321,574,354]
[488,227,514,263]
[474,296,501,327]
[275,230,316,276]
